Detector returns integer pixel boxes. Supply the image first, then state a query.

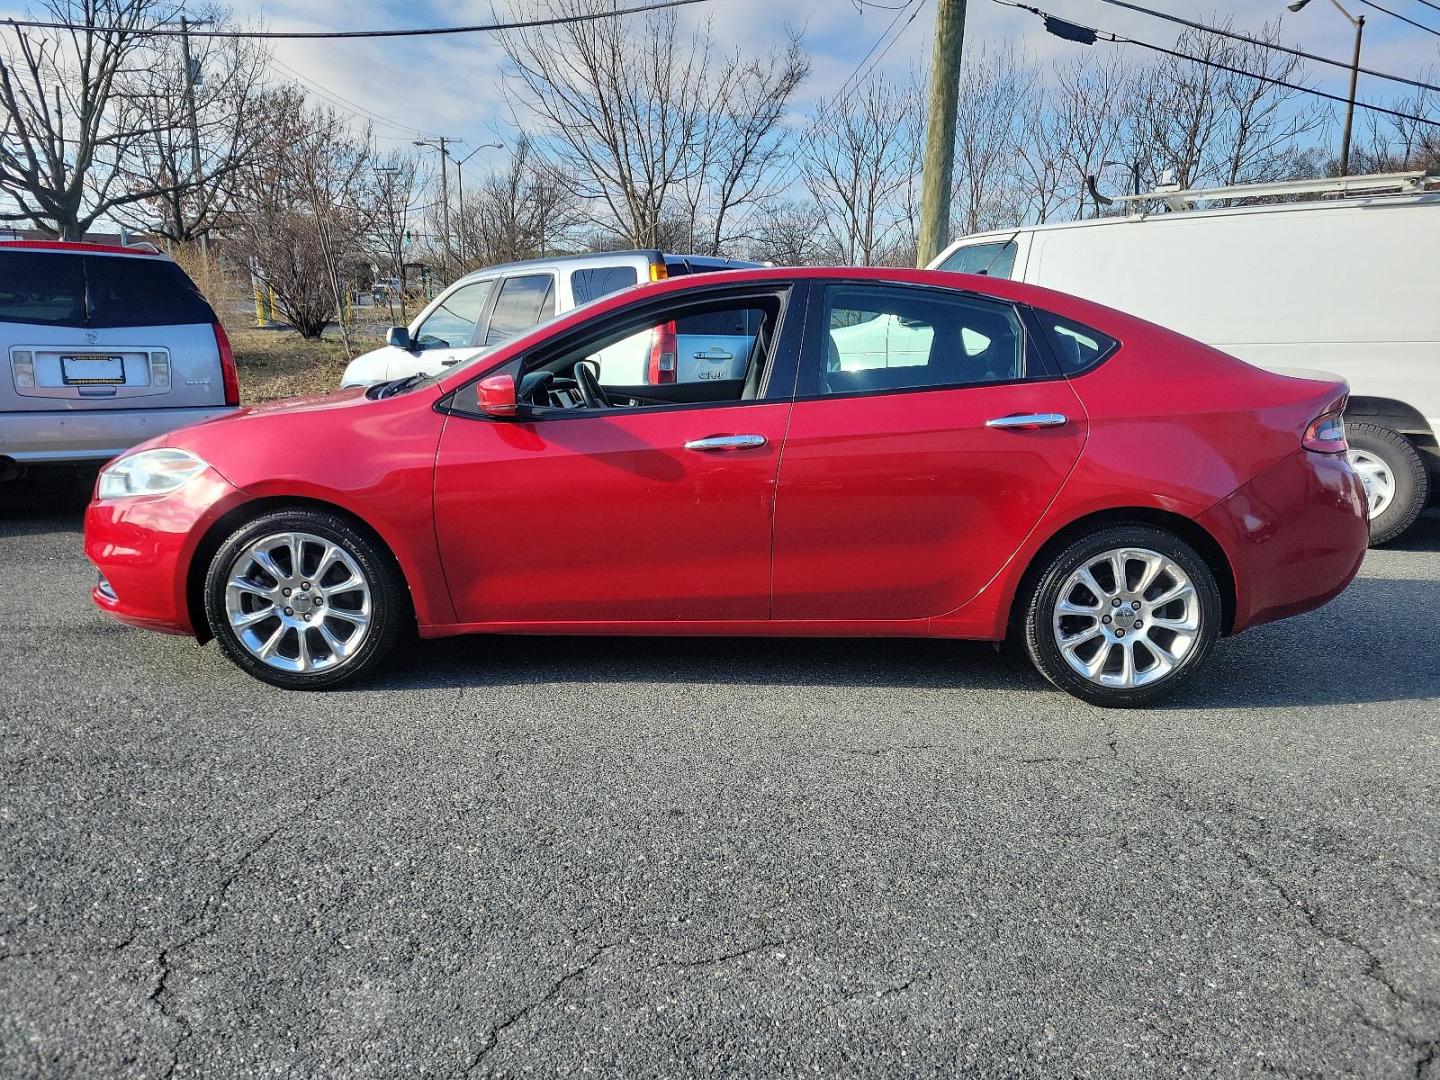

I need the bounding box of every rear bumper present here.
[84,468,247,636]
[0,406,237,463]
[1199,449,1369,634]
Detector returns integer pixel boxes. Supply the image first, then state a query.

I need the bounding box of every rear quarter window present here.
[1033,309,1118,374]
[570,265,639,304]
[0,251,214,328]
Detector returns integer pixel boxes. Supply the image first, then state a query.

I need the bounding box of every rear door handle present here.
[985,412,1068,430]
[684,434,768,452]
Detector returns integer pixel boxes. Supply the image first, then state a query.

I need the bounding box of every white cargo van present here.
[929,171,1440,545]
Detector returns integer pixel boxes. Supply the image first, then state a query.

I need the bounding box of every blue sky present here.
[211,0,1440,175]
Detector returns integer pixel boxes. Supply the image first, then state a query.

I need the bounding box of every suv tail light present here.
[647,321,677,384]
[648,260,668,282]
[214,322,239,406]
[1303,398,1348,454]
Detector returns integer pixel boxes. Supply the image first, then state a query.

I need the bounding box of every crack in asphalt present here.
[142,778,346,1079]
[820,976,918,1012]
[664,933,807,970]
[463,939,623,1075]
[1105,732,1440,1078]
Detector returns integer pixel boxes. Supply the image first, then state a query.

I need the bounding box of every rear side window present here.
[937,240,1017,279]
[1033,309,1118,374]
[485,274,556,345]
[0,252,213,328]
[817,284,1025,396]
[570,265,638,304]
[675,308,761,336]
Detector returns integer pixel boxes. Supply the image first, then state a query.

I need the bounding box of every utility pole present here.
[1285,0,1363,178]
[916,0,967,268]
[179,15,209,266]
[415,136,459,279]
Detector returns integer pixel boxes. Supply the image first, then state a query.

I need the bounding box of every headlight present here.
[98,448,207,499]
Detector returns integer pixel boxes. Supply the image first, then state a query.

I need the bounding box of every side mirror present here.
[476,373,518,418]
[386,326,412,351]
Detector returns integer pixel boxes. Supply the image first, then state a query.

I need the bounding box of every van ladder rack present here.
[1113,170,1439,212]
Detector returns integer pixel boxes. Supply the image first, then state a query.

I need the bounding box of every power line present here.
[1410,0,1440,14]
[266,55,443,140]
[1355,0,1440,35]
[996,0,1440,127]
[2,0,713,40]
[1091,0,1440,94]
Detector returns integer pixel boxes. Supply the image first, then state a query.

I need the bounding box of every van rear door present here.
[1,249,224,414]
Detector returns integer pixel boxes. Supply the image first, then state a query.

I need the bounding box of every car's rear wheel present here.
[1344,422,1429,546]
[204,508,405,690]
[1021,526,1221,708]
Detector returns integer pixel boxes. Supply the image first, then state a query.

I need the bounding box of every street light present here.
[451,142,504,265]
[1286,0,1364,177]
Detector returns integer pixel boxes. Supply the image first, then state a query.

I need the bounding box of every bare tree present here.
[675,33,809,254]
[0,0,254,239]
[233,91,372,343]
[502,1,806,251]
[367,149,424,323]
[802,75,913,265]
[951,46,1033,234]
[453,136,580,268]
[1127,23,1326,192]
[748,200,837,265]
[109,5,270,244]
[1352,75,1440,173]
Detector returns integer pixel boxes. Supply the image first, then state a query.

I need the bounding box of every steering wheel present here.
[518,370,554,406]
[572,359,610,409]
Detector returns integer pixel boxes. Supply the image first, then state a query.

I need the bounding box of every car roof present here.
[0,239,168,259]
[450,249,762,285]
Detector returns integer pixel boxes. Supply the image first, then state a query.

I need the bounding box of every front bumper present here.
[84,468,246,636]
[1,406,237,463]
[1199,449,1369,634]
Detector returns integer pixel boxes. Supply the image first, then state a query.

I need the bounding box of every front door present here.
[432,286,801,625]
[773,281,1087,621]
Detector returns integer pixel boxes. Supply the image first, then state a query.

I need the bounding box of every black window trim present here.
[792,278,1061,405]
[437,279,806,422]
[937,232,1021,278]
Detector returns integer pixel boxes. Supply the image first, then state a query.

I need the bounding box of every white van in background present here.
[929,171,1440,545]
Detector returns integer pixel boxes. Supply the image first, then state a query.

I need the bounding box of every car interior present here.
[496,294,785,415]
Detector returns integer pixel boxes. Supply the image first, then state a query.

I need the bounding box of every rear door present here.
[1,249,221,414]
[772,281,1087,621]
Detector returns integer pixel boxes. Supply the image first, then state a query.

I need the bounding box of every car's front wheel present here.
[204,508,405,690]
[1021,526,1221,708]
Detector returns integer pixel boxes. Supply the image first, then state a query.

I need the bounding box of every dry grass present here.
[228,325,384,404]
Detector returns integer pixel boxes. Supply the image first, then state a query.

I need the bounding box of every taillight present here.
[647,321,678,384]
[214,322,239,406]
[648,261,668,282]
[1303,398,1348,454]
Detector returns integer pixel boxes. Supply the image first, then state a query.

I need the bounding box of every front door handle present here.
[985,412,1069,430]
[684,434,768,452]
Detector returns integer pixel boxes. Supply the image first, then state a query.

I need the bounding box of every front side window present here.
[818,284,1025,396]
[414,280,494,350]
[937,240,1018,280]
[570,265,639,304]
[485,274,556,345]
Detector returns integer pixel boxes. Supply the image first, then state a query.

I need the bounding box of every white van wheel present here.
[1345,422,1429,546]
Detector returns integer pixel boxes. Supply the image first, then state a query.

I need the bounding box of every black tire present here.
[203,508,406,690]
[1345,422,1429,547]
[1020,525,1221,708]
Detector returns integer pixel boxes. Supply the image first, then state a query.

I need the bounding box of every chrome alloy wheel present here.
[1051,547,1201,689]
[223,532,372,674]
[1346,448,1395,519]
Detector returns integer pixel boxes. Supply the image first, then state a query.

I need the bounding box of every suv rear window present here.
[571,265,638,304]
[0,251,214,328]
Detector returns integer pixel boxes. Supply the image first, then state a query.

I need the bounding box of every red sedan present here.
[83,267,1368,707]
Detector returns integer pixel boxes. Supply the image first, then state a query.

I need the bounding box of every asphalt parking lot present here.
[1,466,1436,1079]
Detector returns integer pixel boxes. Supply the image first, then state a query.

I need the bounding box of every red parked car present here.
[83,267,1368,707]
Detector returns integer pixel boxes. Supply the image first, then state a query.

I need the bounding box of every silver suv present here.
[339,249,760,388]
[0,241,238,475]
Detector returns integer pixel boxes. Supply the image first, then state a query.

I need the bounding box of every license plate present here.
[61,354,125,385]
